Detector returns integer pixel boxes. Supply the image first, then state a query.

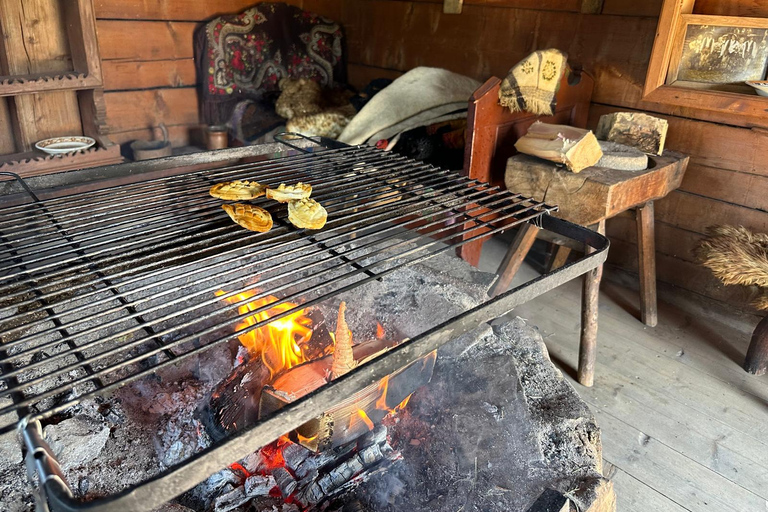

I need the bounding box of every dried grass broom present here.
[695,225,768,310]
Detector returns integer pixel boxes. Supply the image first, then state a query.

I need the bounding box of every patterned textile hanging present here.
[194,2,345,127]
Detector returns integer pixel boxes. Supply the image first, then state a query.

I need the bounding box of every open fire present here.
[202,289,436,511]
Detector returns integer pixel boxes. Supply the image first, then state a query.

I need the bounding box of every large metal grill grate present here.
[0,143,557,434]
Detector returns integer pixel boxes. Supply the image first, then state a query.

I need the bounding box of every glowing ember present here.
[259,435,292,470]
[229,462,251,479]
[216,289,313,378]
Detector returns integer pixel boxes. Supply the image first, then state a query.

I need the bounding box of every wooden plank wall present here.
[93,0,767,312]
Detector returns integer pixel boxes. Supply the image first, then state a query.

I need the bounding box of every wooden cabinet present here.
[0,0,122,179]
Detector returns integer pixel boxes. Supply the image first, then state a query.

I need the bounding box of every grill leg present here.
[488,222,539,298]
[578,219,605,387]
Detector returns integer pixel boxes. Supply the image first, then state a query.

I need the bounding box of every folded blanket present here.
[338,67,481,145]
[499,49,567,116]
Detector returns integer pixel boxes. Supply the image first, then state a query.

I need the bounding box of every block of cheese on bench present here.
[595,112,668,155]
[513,121,603,173]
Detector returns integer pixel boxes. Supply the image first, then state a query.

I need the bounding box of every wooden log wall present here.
[93,0,768,312]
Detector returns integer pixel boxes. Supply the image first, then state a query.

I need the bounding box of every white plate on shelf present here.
[746,80,768,97]
[35,136,96,155]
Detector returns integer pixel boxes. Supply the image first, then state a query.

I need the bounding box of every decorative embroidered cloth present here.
[194,2,345,126]
[498,49,567,116]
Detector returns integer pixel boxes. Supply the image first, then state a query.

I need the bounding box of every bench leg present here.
[547,245,571,272]
[744,315,768,376]
[578,220,605,387]
[636,201,658,327]
[488,222,539,298]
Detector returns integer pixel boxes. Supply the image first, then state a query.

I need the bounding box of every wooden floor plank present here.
[501,264,768,439]
[528,292,768,440]
[582,371,768,497]
[596,409,767,511]
[603,461,692,512]
[476,236,768,508]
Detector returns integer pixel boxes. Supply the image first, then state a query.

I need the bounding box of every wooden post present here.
[578,220,605,387]
[744,315,768,376]
[488,222,540,298]
[636,202,658,327]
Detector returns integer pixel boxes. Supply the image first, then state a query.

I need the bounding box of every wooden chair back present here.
[463,71,595,187]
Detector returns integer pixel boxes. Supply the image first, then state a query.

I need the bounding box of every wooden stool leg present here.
[636,201,658,327]
[578,220,605,387]
[457,239,483,267]
[744,315,768,376]
[488,222,539,297]
[547,245,571,272]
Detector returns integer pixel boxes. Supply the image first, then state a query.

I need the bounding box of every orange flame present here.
[356,409,375,431]
[375,322,385,340]
[296,432,318,445]
[375,374,392,413]
[397,393,412,411]
[216,289,313,378]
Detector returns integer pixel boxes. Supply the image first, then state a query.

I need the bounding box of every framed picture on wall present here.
[644,0,768,128]
[674,24,768,84]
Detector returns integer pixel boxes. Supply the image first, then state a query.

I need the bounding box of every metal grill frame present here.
[0,138,609,512]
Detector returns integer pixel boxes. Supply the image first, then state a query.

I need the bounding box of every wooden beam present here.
[97,20,197,61]
[104,88,199,133]
[102,59,197,90]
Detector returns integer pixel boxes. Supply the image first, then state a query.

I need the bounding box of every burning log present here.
[200,308,332,441]
[201,359,272,442]
[260,343,436,452]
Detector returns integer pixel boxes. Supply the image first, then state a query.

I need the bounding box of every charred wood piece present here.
[283,442,311,472]
[214,486,250,512]
[271,466,297,497]
[358,424,387,449]
[244,474,276,498]
[358,443,383,467]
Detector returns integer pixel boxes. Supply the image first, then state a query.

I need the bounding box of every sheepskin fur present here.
[696,225,768,310]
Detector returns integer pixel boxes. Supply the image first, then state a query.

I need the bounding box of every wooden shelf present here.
[0,145,122,180]
[0,72,102,97]
[0,0,123,177]
[643,84,768,127]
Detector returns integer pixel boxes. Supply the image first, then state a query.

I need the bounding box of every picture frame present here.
[643,0,768,128]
